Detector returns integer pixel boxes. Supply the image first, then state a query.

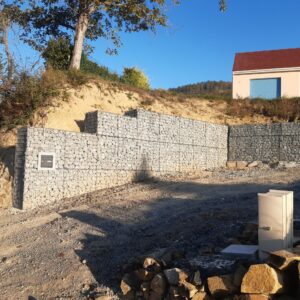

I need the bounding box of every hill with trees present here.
[169,81,232,99]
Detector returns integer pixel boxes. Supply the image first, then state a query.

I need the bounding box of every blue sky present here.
[10,0,300,89]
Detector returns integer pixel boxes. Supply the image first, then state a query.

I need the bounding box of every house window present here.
[38,152,56,170]
[250,78,281,99]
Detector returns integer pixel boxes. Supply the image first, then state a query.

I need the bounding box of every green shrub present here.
[0,66,103,129]
[121,67,150,89]
[80,54,120,82]
[42,37,72,70]
[0,63,132,130]
[0,71,60,128]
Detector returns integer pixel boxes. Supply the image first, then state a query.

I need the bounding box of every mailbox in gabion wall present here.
[38,152,56,170]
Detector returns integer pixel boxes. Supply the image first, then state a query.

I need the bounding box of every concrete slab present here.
[221,244,258,260]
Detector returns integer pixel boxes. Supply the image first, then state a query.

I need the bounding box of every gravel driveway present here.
[1,167,300,299]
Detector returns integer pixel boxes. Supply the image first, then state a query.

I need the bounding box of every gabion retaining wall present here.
[13,128,27,209]
[14,109,228,209]
[228,123,300,162]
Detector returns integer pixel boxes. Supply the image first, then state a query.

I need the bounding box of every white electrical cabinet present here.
[258,190,293,259]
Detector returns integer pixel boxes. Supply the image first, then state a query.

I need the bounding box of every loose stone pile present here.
[119,223,300,300]
[120,249,300,300]
[226,160,300,171]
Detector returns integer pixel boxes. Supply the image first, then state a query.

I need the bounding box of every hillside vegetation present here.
[169,80,232,99]
[0,70,276,146]
[2,69,300,148]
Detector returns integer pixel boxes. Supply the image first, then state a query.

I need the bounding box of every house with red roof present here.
[233,48,300,99]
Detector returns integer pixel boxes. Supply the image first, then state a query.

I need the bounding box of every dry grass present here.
[227,98,300,123]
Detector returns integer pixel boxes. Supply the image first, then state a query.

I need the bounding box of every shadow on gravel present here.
[60,177,300,294]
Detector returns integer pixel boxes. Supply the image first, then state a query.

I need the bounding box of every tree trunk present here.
[2,19,14,80]
[69,12,90,70]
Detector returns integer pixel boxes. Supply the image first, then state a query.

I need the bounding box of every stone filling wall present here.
[14,109,228,209]
[13,128,27,209]
[228,123,300,162]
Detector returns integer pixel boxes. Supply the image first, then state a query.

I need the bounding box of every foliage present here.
[170,81,232,99]
[19,0,177,59]
[0,65,150,130]
[0,68,92,129]
[63,68,90,86]
[80,54,120,82]
[0,72,58,128]
[121,67,150,90]
[219,0,227,11]
[2,0,226,70]
[227,98,300,122]
[42,38,72,70]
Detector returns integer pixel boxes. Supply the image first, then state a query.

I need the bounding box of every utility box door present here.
[269,190,294,248]
[258,190,293,259]
[259,194,285,254]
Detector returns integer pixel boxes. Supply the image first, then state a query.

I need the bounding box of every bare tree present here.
[0,1,21,80]
[0,13,14,79]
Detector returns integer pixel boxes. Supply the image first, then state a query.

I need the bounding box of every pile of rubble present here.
[226,160,300,171]
[120,247,300,300]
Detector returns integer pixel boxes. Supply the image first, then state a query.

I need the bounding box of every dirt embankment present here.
[34,81,273,133]
[0,131,16,208]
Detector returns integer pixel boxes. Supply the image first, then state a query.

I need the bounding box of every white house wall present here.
[233,70,300,99]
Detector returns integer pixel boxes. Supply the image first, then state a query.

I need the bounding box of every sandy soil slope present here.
[37,81,271,133]
[0,166,300,299]
[0,144,15,208]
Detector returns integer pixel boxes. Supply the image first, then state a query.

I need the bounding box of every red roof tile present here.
[233,48,300,72]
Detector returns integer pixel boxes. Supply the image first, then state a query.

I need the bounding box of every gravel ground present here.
[1,166,300,300]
